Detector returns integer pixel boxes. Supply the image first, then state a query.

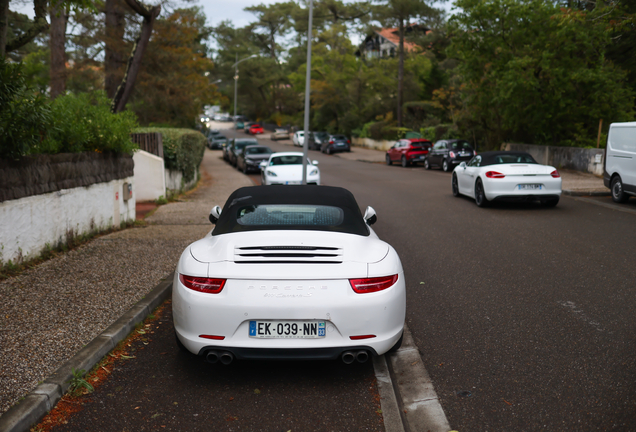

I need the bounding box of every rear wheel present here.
[475,179,489,207]
[401,156,409,167]
[385,154,392,165]
[611,176,629,203]
[387,331,404,354]
[243,163,249,174]
[424,158,431,170]
[442,159,450,172]
[452,173,460,197]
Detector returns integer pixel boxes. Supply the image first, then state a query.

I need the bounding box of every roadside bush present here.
[135,127,205,182]
[42,91,138,154]
[0,58,51,160]
[420,124,459,142]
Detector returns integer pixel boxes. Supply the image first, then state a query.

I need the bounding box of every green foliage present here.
[449,0,635,148]
[67,368,94,395]
[420,124,458,141]
[42,91,138,154]
[0,58,51,159]
[136,127,206,182]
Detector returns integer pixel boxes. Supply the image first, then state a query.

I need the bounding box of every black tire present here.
[327,147,332,155]
[442,158,450,172]
[401,156,409,167]
[611,176,629,203]
[543,197,559,207]
[452,173,460,197]
[475,179,489,207]
[243,163,249,174]
[387,331,404,354]
[424,158,431,170]
[175,332,189,353]
[386,154,392,165]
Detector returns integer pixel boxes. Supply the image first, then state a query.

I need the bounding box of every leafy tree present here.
[128,7,217,127]
[449,0,635,148]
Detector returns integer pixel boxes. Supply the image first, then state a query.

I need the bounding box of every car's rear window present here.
[246,147,272,155]
[236,205,344,227]
[235,141,257,149]
[410,142,430,148]
[212,186,370,236]
[270,155,303,165]
[450,141,473,150]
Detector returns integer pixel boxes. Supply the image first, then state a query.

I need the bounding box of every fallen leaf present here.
[503,399,512,406]
[137,329,146,334]
[411,361,418,365]
[376,409,382,414]
[229,397,234,401]
[419,282,425,285]
[134,406,140,410]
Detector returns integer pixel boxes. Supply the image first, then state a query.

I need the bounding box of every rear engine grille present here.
[234,246,343,264]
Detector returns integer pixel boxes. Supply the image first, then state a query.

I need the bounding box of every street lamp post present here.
[302,0,314,185]
[232,54,258,130]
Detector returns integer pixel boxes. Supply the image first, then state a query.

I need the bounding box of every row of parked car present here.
[385,138,476,171]
[291,131,351,154]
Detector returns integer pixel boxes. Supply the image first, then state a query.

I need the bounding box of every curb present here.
[563,189,610,197]
[373,326,451,432]
[0,274,174,432]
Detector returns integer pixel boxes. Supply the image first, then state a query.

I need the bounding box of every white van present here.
[604,122,636,203]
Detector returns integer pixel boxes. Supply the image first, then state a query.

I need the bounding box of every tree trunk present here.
[49,4,67,99]
[0,0,9,57]
[5,0,49,53]
[105,0,126,98]
[111,0,160,113]
[397,17,404,128]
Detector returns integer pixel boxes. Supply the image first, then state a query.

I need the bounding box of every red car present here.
[385,138,432,167]
[248,124,264,135]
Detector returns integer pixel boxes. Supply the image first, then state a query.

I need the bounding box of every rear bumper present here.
[491,194,560,202]
[197,345,379,361]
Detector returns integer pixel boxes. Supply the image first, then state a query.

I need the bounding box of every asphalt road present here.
[246,131,636,430]
[49,129,636,431]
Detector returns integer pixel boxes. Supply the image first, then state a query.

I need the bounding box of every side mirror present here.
[363,206,377,225]
[312,160,319,165]
[259,161,267,169]
[209,205,222,224]
[460,162,467,168]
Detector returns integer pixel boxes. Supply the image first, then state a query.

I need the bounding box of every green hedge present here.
[135,127,205,182]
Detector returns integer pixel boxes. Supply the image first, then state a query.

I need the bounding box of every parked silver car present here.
[270,128,290,141]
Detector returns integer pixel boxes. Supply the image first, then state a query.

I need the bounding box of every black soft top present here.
[474,151,537,166]
[212,185,370,236]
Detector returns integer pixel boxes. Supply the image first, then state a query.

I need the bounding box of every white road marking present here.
[557,300,606,332]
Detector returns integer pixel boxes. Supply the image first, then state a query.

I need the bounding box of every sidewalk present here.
[0,151,253,417]
[338,145,609,196]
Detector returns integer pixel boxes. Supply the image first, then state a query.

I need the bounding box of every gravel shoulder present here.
[0,150,252,415]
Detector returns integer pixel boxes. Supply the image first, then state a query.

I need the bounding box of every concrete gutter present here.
[374,326,451,432]
[0,274,173,432]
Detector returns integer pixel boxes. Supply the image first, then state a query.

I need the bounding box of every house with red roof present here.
[357,23,429,59]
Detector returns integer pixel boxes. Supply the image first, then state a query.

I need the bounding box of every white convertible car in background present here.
[260,152,320,185]
[452,151,562,207]
[173,185,405,365]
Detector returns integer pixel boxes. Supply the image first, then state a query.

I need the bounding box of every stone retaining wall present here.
[502,143,604,176]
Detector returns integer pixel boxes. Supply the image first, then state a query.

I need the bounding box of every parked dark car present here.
[307,131,329,150]
[385,138,432,167]
[425,139,476,172]
[228,138,259,166]
[208,134,228,150]
[236,145,273,173]
[321,135,350,154]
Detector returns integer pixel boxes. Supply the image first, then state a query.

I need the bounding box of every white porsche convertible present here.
[452,151,562,207]
[173,185,405,365]
[259,152,320,185]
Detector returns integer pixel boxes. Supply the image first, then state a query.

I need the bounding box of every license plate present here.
[518,184,542,190]
[249,321,326,338]
[285,181,301,185]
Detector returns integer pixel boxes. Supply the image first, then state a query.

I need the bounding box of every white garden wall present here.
[0,178,135,265]
[352,137,395,151]
[133,150,166,201]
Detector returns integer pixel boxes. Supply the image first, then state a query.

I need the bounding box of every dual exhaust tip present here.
[205,349,369,365]
[341,350,369,364]
[206,350,234,365]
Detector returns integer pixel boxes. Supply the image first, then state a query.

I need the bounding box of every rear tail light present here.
[179,274,226,293]
[349,275,398,294]
[350,335,376,340]
[449,151,456,158]
[200,334,225,340]
[551,170,560,178]
[329,140,334,144]
[485,171,505,178]
[347,139,350,144]
[473,150,477,156]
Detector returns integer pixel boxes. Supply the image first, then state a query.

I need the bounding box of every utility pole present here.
[302,0,314,185]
